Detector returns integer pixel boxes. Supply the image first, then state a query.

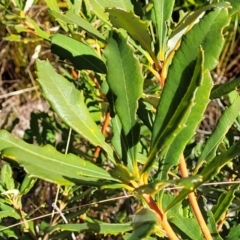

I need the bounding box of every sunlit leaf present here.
[167,2,230,58]
[45,0,68,31]
[36,60,114,161]
[84,0,133,23]
[152,0,174,60]
[212,184,239,223]
[19,174,37,195]
[166,138,240,211]
[0,131,117,185]
[0,203,20,220]
[107,8,152,54]
[66,0,81,14]
[136,175,202,195]
[50,11,105,42]
[51,34,106,73]
[153,6,229,147]
[48,222,132,235]
[26,16,50,40]
[226,225,240,240]
[162,194,203,240]
[197,92,240,165]
[1,165,14,190]
[142,48,204,176]
[210,77,240,99]
[104,30,143,172]
[227,0,240,15]
[162,70,212,179]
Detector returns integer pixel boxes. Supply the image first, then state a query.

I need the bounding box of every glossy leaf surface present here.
[107,8,152,54]
[166,138,240,211]
[49,222,132,235]
[167,2,230,57]
[212,184,239,223]
[51,34,106,73]
[152,6,229,146]
[142,49,204,176]
[163,194,203,240]
[36,60,114,161]
[210,77,240,99]
[104,30,143,172]
[50,11,105,41]
[85,0,133,22]
[198,92,240,165]
[227,0,240,15]
[152,0,174,60]
[0,130,116,185]
[162,70,212,179]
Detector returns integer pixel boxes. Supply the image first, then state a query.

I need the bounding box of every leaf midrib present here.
[43,65,105,148]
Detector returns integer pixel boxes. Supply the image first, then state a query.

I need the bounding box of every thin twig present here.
[50,128,72,224]
[52,203,76,240]
[0,195,133,232]
[0,86,38,99]
[1,178,240,233]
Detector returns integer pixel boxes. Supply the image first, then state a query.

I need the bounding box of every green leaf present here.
[128,208,159,239]
[152,0,174,60]
[49,222,132,235]
[200,8,230,70]
[26,16,50,40]
[137,99,155,131]
[106,8,152,55]
[136,175,202,195]
[135,180,170,195]
[226,225,240,240]
[197,92,240,165]
[142,48,204,176]
[212,184,239,223]
[210,77,240,99]
[152,6,229,148]
[167,2,230,58]
[84,0,133,23]
[50,11,105,42]
[1,164,14,190]
[51,34,106,73]
[36,60,114,161]
[45,0,68,31]
[206,210,223,240]
[162,194,203,240]
[0,131,116,185]
[0,203,20,220]
[171,217,204,240]
[110,112,125,159]
[162,70,212,179]
[200,139,240,181]
[109,163,134,183]
[110,96,141,172]
[166,138,240,211]
[104,30,143,172]
[20,174,37,195]
[66,0,82,14]
[227,0,240,15]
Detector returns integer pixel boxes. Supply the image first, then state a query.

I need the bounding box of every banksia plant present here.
[1,0,240,239]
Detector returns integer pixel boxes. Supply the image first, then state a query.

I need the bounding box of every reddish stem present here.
[93,111,111,161]
[179,154,213,240]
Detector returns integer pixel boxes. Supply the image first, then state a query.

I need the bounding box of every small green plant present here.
[1,0,240,239]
